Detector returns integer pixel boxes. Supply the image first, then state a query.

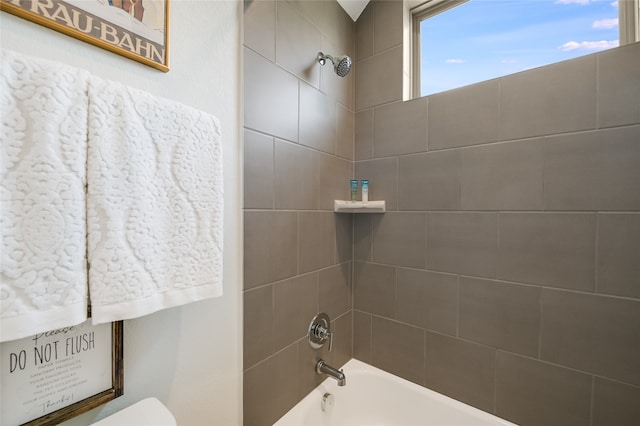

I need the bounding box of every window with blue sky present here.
[420,0,622,96]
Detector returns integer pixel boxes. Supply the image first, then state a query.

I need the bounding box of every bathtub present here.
[273,359,515,426]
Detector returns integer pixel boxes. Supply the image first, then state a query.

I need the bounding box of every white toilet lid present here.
[91,397,177,426]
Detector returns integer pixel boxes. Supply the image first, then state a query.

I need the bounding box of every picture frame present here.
[1,320,124,426]
[0,0,170,72]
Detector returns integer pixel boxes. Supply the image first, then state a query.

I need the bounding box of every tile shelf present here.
[333,200,386,213]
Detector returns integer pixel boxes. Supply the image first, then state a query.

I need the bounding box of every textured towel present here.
[0,50,89,342]
[87,77,223,324]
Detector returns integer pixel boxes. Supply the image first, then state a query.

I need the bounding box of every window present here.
[411,0,639,97]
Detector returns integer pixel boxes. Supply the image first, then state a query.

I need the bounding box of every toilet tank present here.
[91,398,176,426]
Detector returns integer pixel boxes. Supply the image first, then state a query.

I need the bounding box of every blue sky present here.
[421,0,620,95]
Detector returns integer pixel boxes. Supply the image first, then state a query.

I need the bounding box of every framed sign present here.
[1,320,124,426]
[0,0,170,72]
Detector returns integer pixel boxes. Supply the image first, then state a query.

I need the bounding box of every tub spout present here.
[316,359,346,386]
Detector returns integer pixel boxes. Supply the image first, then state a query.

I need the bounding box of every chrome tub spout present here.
[316,359,346,386]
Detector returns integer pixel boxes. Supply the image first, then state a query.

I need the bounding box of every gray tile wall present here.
[243,1,354,425]
[353,1,640,426]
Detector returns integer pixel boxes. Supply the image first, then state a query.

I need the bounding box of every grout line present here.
[246,207,640,214]
[455,275,460,338]
[393,266,398,320]
[496,212,501,280]
[589,375,595,426]
[493,350,498,415]
[497,78,503,144]
[395,156,399,213]
[351,307,640,390]
[270,283,276,357]
[594,213,600,294]
[296,212,300,275]
[538,287,543,360]
[271,137,276,209]
[320,259,640,303]
[595,54,600,131]
[354,123,640,160]
[371,108,376,159]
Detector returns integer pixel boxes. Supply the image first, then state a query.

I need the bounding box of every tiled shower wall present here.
[353,1,640,426]
[242,1,355,425]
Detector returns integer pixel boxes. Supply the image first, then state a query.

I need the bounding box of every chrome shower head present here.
[317,52,352,77]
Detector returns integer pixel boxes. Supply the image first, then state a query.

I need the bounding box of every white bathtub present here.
[274,359,515,426]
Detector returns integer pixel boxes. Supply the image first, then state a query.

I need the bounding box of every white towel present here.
[0,50,89,342]
[87,77,223,324]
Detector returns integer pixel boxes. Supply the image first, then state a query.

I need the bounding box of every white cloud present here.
[555,0,591,5]
[592,18,618,29]
[611,1,618,8]
[445,59,465,64]
[559,40,619,51]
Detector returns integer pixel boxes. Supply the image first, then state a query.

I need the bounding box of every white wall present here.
[0,0,243,424]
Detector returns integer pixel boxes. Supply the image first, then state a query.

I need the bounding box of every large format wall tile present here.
[544,126,640,211]
[495,352,592,426]
[371,316,425,385]
[425,332,496,413]
[274,140,318,210]
[459,278,541,357]
[273,274,319,351]
[299,81,337,154]
[275,1,321,86]
[244,0,275,61]
[396,268,458,336]
[426,212,498,278]
[244,47,299,142]
[355,1,374,60]
[317,153,352,210]
[541,289,640,386]
[334,213,353,264]
[355,46,403,110]
[247,3,639,424]
[353,310,372,363]
[243,344,299,426]
[398,150,460,211]
[372,212,426,268]
[597,41,640,128]
[336,104,354,160]
[244,286,274,369]
[355,109,374,160]
[243,1,355,423]
[428,80,500,150]
[298,0,354,59]
[353,261,396,318]
[244,129,274,209]
[353,215,373,261]
[319,263,351,320]
[298,212,336,273]
[498,213,596,290]
[597,213,640,298]
[355,158,398,210]
[500,55,596,140]
[373,0,403,54]
[244,211,298,289]
[592,378,640,426]
[331,312,353,368]
[460,139,544,210]
[373,98,428,157]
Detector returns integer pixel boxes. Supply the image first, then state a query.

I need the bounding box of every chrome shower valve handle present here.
[308,312,333,351]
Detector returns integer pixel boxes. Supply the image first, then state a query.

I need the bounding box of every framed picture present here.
[1,320,124,426]
[0,0,170,72]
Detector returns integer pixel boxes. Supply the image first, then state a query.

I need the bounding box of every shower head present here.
[317,52,352,77]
